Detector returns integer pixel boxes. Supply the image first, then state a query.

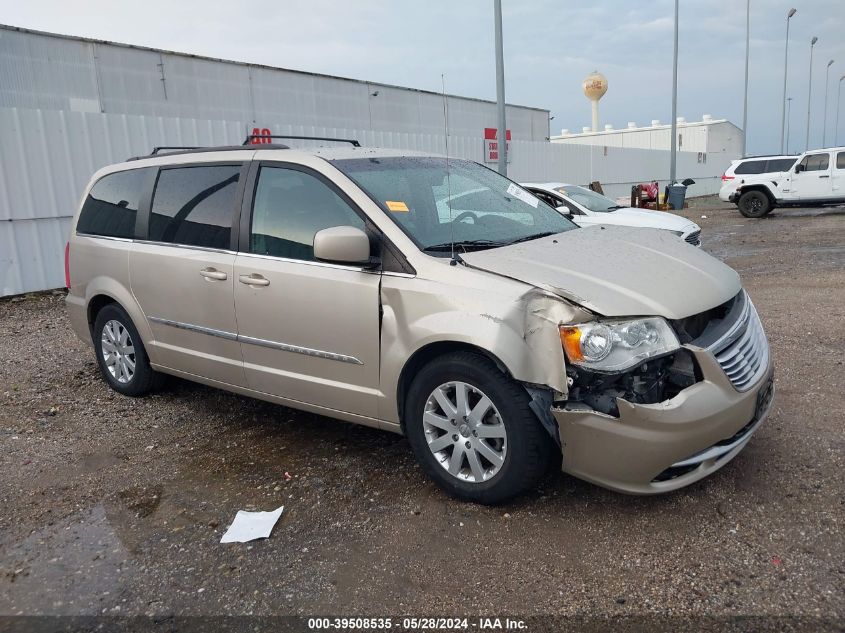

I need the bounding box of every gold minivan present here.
[66,138,774,503]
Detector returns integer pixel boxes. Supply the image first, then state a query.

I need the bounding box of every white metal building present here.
[551,116,743,163]
[0,24,550,140]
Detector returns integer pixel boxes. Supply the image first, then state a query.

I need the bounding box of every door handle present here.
[818,175,830,178]
[239,273,270,287]
[200,267,227,281]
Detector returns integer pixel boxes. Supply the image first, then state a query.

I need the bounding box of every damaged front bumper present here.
[553,347,774,494]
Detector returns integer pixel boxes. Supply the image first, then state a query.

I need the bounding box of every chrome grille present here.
[710,295,769,391]
[685,230,701,246]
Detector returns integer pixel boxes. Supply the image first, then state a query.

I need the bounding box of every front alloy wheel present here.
[404,351,554,504]
[423,381,507,483]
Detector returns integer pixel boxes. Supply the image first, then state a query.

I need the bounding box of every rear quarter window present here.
[733,160,767,175]
[76,168,151,239]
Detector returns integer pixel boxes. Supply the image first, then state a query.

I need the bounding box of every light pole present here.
[669,0,679,183]
[493,0,507,176]
[837,76,845,146]
[786,97,792,153]
[741,0,750,157]
[806,36,818,151]
[780,8,797,153]
[823,60,834,146]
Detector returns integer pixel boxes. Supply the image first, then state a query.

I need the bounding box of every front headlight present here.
[560,317,680,372]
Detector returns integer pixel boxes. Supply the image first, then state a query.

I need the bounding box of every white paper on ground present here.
[220,506,284,543]
[506,183,539,208]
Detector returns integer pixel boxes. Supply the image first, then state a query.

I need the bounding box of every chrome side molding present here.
[148,316,238,341]
[238,334,364,365]
[148,316,363,365]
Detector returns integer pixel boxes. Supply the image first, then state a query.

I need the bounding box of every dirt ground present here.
[1,198,843,628]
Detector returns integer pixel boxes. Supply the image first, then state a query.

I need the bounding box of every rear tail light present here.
[64,242,71,289]
[721,174,734,182]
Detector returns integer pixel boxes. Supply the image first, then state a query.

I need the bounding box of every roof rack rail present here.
[243,134,361,147]
[151,146,201,155]
[127,143,290,162]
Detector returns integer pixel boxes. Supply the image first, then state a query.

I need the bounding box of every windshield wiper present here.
[424,239,508,252]
[604,205,625,211]
[506,231,559,245]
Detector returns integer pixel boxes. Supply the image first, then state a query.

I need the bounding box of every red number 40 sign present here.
[249,127,272,144]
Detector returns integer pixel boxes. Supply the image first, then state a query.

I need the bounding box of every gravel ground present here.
[0,199,843,628]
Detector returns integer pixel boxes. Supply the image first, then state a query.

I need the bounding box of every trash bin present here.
[666,183,687,210]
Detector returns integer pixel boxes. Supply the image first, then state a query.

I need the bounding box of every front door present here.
[130,163,247,386]
[233,163,381,418]
[833,151,845,198]
[789,152,834,200]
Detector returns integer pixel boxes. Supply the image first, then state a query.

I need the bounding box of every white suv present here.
[724,149,845,217]
[719,155,797,212]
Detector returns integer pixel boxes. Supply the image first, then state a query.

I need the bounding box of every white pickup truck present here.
[729,147,845,217]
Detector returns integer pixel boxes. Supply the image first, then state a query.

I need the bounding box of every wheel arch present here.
[396,341,512,429]
[87,294,117,336]
[82,278,155,359]
[738,184,777,204]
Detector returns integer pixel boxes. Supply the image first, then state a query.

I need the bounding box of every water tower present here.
[583,71,608,132]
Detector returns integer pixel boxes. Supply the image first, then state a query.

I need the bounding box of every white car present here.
[725,147,845,218]
[719,155,797,207]
[523,182,702,247]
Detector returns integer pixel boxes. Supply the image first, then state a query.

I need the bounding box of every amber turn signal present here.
[560,326,584,362]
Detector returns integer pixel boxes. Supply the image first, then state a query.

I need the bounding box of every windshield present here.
[556,185,623,213]
[333,157,577,253]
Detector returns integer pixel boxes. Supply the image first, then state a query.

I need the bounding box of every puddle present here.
[0,505,134,615]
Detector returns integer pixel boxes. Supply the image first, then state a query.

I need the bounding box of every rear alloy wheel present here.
[93,304,162,396]
[101,319,136,385]
[404,351,554,504]
[737,190,771,218]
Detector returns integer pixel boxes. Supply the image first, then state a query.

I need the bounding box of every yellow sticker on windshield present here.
[386,200,409,212]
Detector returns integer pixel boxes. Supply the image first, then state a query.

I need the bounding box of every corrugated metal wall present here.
[0,25,549,140]
[0,107,723,297]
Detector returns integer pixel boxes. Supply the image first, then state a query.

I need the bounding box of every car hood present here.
[588,208,699,232]
[461,225,740,319]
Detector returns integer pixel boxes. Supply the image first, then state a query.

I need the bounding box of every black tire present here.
[737,190,771,218]
[403,351,555,504]
[92,303,162,397]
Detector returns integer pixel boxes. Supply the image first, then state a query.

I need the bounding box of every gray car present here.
[65,140,774,503]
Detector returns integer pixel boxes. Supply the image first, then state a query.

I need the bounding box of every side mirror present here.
[314,226,375,266]
[563,211,575,220]
[795,164,804,173]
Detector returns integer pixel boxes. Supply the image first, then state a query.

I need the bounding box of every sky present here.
[4,0,845,155]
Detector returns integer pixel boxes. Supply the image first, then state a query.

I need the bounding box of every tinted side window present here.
[149,165,240,249]
[76,168,151,238]
[837,152,845,170]
[250,167,365,262]
[531,190,564,209]
[766,158,797,172]
[799,154,830,172]
[734,160,767,175]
